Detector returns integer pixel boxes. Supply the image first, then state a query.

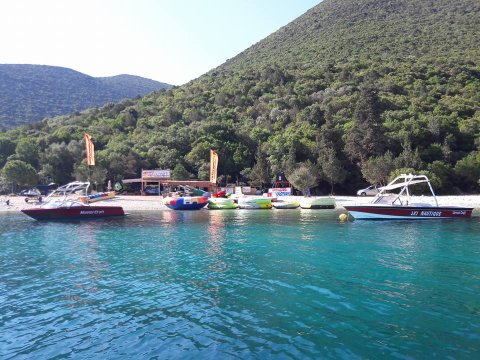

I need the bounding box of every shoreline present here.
[1,194,480,214]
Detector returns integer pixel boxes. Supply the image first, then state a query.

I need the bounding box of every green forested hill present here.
[1,0,479,194]
[0,65,172,129]
[221,0,479,70]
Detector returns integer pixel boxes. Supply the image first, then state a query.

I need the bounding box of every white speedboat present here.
[344,174,473,220]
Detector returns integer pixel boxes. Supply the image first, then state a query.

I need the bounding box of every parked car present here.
[143,186,160,195]
[19,188,41,197]
[357,185,381,196]
[19,187,43,203]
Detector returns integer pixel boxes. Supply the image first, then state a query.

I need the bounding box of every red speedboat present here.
[344,174,474,220]
[21,181,125,220]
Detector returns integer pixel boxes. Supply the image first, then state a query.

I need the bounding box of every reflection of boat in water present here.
[299,197,336,209]
[238,197,272,209]
[344,174,474,220]
[164,196,208,210]
[208,197,238,209]
[272,200,299,209]
[21,182,125,220]
[79,191,116,203]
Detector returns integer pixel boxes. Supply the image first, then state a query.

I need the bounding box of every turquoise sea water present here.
[1,210,480,359]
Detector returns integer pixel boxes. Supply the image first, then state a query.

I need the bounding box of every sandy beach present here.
[1,194,480,214]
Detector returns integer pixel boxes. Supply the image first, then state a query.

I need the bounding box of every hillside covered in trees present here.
[0,0,479,194]
[0,64,172,129]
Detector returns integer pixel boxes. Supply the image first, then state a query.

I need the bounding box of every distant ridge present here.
[0,64,172,128]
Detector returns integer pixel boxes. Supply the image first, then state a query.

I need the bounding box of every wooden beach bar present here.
[122,169,215,195]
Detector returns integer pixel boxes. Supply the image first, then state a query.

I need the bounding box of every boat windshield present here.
[372,193,398,205]
[42,198,86,208]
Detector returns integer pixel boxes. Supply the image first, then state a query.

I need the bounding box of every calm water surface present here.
[1,210,479,359]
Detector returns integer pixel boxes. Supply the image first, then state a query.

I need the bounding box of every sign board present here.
[242,186,252,194]
[235,186,255,195]
[268,187,292,197]
[142,169,171,179]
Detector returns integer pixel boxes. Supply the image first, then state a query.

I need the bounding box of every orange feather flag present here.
[210,150,218,184]
[84,132,95,166]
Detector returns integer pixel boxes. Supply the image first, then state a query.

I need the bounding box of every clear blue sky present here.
[0,0,321,85]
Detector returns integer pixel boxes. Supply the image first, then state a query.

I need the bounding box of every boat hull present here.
[299,197,336,209]
[207,198,237,209]
[165,203,207,210]
[272,201,300,209]
[164,196,208,210]
[344,205,473,220]
[238,198,272,209]
[21,206,125,220]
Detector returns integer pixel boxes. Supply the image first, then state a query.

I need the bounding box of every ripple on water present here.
[1,212,480,358]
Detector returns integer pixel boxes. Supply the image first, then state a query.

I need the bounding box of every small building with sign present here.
[268,173,293,197]
[122,169,216,195]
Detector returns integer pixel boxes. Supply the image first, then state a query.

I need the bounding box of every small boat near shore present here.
[238,197,272,209]
[343,174,474,220]
[207,197,238,209]
[21,182,125,220]
[272,199,300,209]
[299,197,336,209]
[164,196,208,210]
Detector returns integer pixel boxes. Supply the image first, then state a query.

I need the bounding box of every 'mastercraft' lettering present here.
[79,210,105,215]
